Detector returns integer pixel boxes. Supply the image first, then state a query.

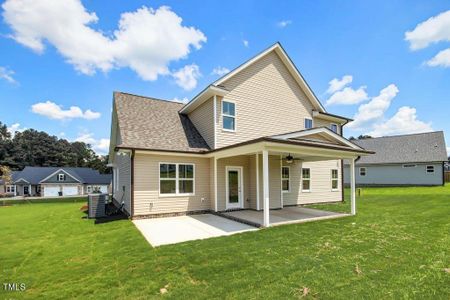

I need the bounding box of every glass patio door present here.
[226,167,242,209]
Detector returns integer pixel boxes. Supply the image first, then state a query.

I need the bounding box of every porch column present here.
[262,150,270,227]
[255,153,260,211]
[14,185,17,196]
[350,157,356,215]
[214,157,218,212]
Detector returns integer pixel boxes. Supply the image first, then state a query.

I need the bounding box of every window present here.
[403,164,417,168]
[114,168,120,191]
[6,185,15,193]
[302,168,311,192]
[58,174,66,181]
[304,118,313,129]
[360,167,367,176]
[426,165,435,174]
[159,163,195,195]
[330,124,338,133]
[87,186,92,193]
[331,169,339,191]
[222,100,236,131]
[281,167,290,192]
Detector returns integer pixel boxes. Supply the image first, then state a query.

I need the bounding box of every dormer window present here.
[58,174,66,181]
[305,118,313,129]
[330,124,338,133]
[222,100,236,131]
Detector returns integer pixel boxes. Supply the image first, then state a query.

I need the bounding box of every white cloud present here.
[0,66,17,84]
[172,64,200,91]
[426,48,450,67]
[347,84,399,129]
[277,20,292,28]
[326,75,353,94]
[171,97,189,104]
[447,147,450,156]
[211,66,230,76]
[2,1,206,82]
[75,133,109,154]
[405,10,450,50]
[243,39,249,47]
[368,106,433,137]
[7,123,26,137]
[405,10,450,68]
[31,101,101,120]
[326,86,368,106]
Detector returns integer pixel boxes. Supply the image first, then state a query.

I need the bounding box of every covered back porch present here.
[210,128,372,227]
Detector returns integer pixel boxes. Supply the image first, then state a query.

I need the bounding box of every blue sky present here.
[0,0,449,154]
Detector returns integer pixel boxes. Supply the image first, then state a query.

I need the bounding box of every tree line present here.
[0,121,110,174]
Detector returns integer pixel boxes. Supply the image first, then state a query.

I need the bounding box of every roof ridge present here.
[114,91,184,105]
[355,131,443,141]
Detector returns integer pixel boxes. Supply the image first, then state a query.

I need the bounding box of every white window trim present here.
[403,164,417,168]
[58,174,65,181]
[304,118,313,129]
[281,166,290,193]
[301,168,311,192]
[331,169,339,192]
[359,167,367,176]
[159,162,195,197]
[330,123,338,133]
[426,165,435,174]
[222,99,236,132]
[87,186,92,193]
[6,185,15,193]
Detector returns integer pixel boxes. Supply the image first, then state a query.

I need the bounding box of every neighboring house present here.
[6,167,112,197]
[109,42,372,227]
[343,132,447,186]
[0,179,4,195]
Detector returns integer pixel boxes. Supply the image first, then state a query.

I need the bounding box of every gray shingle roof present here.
[11,167,112,185]
[114,92,210,152]
[350,131,447,165]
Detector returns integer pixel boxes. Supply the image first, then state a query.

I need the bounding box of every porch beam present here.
[350,157,356,215]
[262,149,270,227]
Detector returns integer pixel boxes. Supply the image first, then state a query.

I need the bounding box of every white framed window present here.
[403,164,417,168]
[6,185,15,193]
[281,166,290,192]
[58,174,66,181]
[426,165,435,174]
[304,118,313,129]
[360,167,367,176]
[159,163,195,196]
[330,123,338,133]
[87,186,92,193]
[302,168,311,192]
[222,100,236,131]
[331,169,339,191]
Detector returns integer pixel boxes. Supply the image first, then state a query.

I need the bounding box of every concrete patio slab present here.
[222,207,349,227]
[133,214,257,247]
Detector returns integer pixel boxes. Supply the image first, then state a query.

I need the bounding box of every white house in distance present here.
[344,132,447,186]
[108,42,372,227]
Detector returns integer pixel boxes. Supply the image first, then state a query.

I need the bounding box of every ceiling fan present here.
[277,153,303,164]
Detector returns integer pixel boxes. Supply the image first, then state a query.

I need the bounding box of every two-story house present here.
[108,42,372,227]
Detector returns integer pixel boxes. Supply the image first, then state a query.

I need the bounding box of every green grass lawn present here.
[1,186,449,299]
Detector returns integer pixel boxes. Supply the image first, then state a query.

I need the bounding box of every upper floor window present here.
[222,100,236,131]
[330,124,338,133]
[304,118,313,129]
[58,174,66,181]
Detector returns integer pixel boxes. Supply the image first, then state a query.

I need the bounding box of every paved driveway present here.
[133,214,256,247]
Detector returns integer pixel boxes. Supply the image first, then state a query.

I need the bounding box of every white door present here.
[226,167,243,209]
[44,186,59,197]
[62,186,78,196]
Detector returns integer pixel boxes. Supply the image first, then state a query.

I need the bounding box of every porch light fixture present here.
[285,154,294,164]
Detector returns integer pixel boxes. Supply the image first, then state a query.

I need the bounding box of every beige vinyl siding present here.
[114,152,132,214]
[216,155,251,211]
[255,154,282,209]
[215,51,316,148]
[314,118,341,134]
[288,160,342,205]
[188,97,215,149]
[133,153,211,216]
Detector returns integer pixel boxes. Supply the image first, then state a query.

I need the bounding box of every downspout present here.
[443,161,445,186]
[130,149,135,218]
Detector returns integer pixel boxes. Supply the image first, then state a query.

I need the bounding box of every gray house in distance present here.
[3,167,112,197]
[344,132,447,186]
